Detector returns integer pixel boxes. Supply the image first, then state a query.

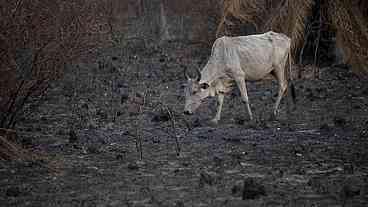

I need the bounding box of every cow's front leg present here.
[235,77,253,120]
[211,93,224,124]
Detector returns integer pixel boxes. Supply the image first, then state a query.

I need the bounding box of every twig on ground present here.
[135,90,146,160]
[163,105,181,156]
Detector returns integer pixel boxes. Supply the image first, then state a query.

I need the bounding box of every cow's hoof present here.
[210,119,219,125]
[269,114,277,121]
[248,119,257,128]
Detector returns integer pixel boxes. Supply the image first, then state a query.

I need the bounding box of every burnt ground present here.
[1,42,368,207]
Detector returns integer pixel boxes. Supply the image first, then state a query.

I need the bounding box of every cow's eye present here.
[200,83,209,89]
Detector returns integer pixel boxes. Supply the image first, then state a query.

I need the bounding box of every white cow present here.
[183,31,295,123]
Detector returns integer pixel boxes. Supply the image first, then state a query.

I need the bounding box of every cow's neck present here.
[199,61,221,85]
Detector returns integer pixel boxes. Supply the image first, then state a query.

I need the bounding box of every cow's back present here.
[219,32,290,80]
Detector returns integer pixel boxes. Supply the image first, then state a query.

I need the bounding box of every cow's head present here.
[183,68,210,115]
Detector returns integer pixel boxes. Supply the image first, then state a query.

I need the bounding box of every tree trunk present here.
[159,0,170,42]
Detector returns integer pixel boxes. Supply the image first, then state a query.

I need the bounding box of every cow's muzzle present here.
[183,110,193,115]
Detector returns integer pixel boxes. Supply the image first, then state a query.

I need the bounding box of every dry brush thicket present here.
[0,0,112,160]
[110,0,221,47]
[217,0,368,76]
[0,0,110,130]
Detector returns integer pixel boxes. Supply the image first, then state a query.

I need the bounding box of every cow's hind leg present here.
[272,67,287,119]
[211,93,225,124]
[234,77,253,120]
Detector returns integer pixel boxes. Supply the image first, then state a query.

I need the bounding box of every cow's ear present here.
[200,83,209,89]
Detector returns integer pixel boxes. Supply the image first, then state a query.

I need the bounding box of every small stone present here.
[87,146,100,154]
[320,123,333,133]
[343,163,354,174]
[333,116,346,127]
[97,110,108,119]
[175,200,185,207]
[21,137,33,147]
[242,178,266,200]
[116,154,124,160]
[127,163,139,170]
[6,186,21,197]
[231,180,244,197]
[199,171,218,187]
[81,103,88,110]
[159,57,166,63]
[340,176,364,199]
[69,130,78,143]
[213,156,223,166]
[234,117,245,125]
[151,112,170,122]
[120,94,129,104]
[117,82,128,88]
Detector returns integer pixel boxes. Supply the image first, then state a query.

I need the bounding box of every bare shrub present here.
[0,0,110,129]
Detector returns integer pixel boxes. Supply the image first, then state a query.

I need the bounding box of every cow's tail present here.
[288,46,296,105]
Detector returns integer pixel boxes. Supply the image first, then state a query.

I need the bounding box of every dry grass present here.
[329,0,368,76]
[216,0,368,76]
[216,0,266,37]
[217,0,313,56]
[263,0,314,55]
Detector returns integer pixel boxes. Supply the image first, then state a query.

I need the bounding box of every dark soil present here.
[1,42,368,207]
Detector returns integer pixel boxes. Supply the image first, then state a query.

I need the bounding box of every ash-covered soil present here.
[1,42,368,207]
